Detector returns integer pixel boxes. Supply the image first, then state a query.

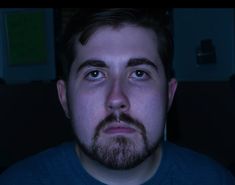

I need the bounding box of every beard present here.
[74,113,163,170]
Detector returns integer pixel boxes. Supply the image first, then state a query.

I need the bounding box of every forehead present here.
[74,25,160,65]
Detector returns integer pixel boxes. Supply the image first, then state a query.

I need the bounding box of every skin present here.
[57,24,177,184]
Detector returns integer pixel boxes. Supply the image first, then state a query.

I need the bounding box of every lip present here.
[103,125,136,134]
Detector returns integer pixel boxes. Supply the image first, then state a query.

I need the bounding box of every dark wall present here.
[168,81,235,170]
[170,9,235,173]
[0,81,73,172]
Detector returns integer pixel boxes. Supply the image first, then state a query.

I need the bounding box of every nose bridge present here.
[106,77,130,112]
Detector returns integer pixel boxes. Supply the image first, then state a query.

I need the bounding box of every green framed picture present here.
[5,11,48,65]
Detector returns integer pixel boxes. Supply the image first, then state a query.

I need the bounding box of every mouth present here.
[103,123,137,134]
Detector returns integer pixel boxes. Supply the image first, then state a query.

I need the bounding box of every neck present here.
[75,144,162,185]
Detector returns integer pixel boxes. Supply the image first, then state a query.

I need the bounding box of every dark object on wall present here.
[196,39,216,64]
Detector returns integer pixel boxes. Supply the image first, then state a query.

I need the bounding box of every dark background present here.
[0,8,235,176]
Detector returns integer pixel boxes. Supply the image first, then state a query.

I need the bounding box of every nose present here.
[106,80,130,113]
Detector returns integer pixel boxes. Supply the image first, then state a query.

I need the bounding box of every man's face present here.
[57,25,177,169]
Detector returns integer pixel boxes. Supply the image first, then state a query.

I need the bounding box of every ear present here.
[167,78,178,111]
[57,80,70,118]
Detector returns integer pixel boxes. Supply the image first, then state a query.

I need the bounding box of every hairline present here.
[60,9,174,81]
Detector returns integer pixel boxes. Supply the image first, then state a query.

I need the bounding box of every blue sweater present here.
[0,141,235,185]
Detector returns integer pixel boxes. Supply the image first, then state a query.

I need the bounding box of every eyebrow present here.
[76,58,158,73]
[127,58,158,72]
[77,59,108,73]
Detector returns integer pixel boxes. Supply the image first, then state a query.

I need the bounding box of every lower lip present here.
[104,127,136,134]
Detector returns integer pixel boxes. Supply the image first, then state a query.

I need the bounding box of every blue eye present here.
[129,70,150,80]
[85,70,105,81]
[135,70,145,77]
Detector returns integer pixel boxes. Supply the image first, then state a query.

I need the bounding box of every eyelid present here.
[127,58,158,73]
[77,60,108,74]
[81,66,105,75]
[129,66,152,74]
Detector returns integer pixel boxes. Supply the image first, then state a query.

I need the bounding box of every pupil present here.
[92,71,99,77]
[136,70,143,77]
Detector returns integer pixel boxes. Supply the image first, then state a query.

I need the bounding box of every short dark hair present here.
[58,8,174,81]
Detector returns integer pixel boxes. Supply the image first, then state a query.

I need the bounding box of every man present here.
[1,8,234,185]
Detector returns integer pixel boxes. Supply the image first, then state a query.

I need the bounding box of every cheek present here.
[68,89,106,145]
[129,86,168,142]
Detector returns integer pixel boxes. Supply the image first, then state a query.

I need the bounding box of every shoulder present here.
[162,142,235,184]
[164,142,219,166]
[0,142,76,185]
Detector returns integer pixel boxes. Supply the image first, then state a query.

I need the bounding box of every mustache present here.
[94,113,146,140]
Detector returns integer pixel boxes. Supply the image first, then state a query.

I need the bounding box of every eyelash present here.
[84,69,150,81]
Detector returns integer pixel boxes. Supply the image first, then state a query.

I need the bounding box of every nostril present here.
[108,104,125,110]
[107,102,128,112]
[120,105,126,109]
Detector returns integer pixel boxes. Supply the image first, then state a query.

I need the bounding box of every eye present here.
[85,70,106,81]
[129,70,150,81]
